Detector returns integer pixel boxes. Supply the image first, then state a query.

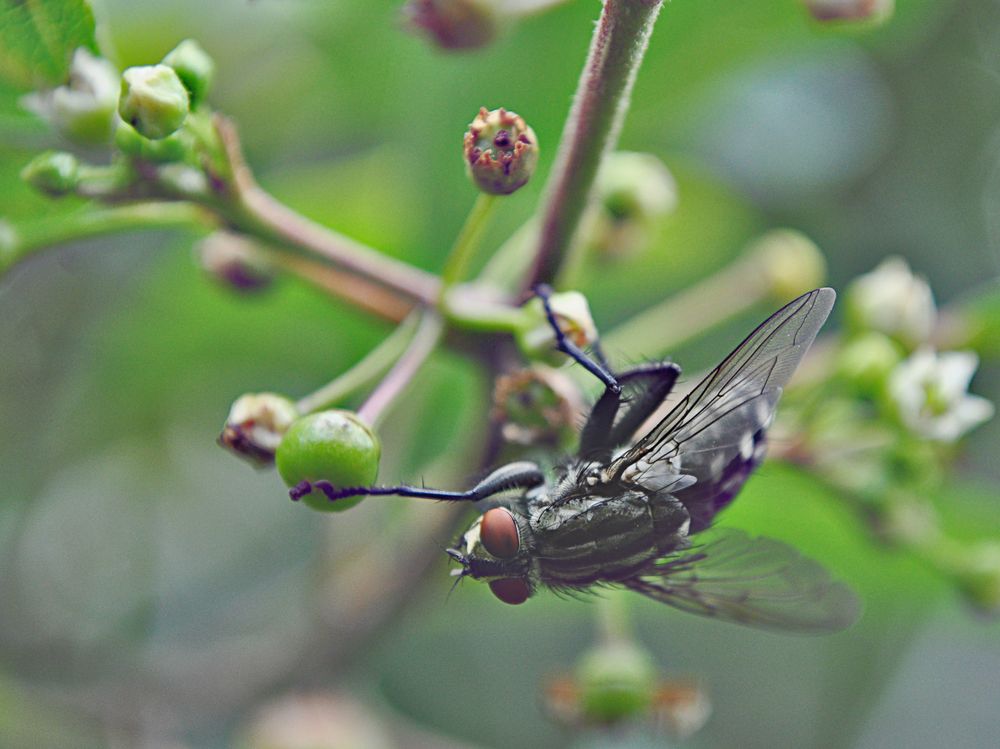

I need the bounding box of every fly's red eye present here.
[480,507,520,559]
[489,578,531,605]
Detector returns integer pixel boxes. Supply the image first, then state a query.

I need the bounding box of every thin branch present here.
[357,309,445,428]
[0,202,217,275]
[214,116,442,307]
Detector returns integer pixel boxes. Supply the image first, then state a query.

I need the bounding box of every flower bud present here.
[404,0,500,50]
[846,257,936,347]
[241,692,394,749]
[515,290,598,363]
[162,39,215,109]
[464,107,538,195]
[575,639,658,724]
[950,542,1000,616]
[118,64,190,140]
[746,228,827,301]
[114,119,194,163]
[197,232,275,292]
[836,331,901,393]
[492,366,584,448]
[20,151,80,197]
[220,392,299,466]
[803,0,894,24]
[22,49,119,145]
[589,151,678,260]
[276,410,381,513]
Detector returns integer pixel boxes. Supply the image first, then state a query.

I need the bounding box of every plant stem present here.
[523,0,664,291]
[295,313,422,414]
[214,116,442,307]
[0,202,217,275]
[440,192,498,291]
[357,310,444,428]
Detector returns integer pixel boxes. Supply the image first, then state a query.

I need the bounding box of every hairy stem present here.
[523,0,664,291]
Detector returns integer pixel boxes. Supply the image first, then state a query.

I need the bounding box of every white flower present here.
[847,257,936,346]
[888,348,994,442]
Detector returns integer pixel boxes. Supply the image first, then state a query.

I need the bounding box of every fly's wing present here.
[610,288,835,531]
[623,530,859,633]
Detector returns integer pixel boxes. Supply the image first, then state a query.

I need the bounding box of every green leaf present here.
[0,0,99,90]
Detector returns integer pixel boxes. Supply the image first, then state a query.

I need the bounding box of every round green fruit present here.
[275,410,380,513]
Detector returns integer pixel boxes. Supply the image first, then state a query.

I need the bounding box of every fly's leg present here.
[290,460,546,506]
[580,362,681,459]
[533,284,621,394]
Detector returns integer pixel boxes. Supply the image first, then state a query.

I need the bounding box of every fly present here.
[291,287,858,632]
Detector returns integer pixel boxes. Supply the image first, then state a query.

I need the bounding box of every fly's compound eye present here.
[480,507,520,559]
[489,578,531,605]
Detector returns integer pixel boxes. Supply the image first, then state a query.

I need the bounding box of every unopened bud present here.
[22,49,119,145]
[516,290,598,363]
[837,331,901,393]
[464,107,538,195]
[119,65,190,140]
[220,392,299,466]
[197,232,275,292]
[747,228,827,300]
[493,366,584,448]
[21,151,80,197]
[241,692,394,749]
[589,151,678,260]
[114,119,194,163]
[162,39,215,109]
[575,639,658,725]
[846,257,936,348]
[405,0,499,50]
[951,542,1000,616]
[803,0,894,24]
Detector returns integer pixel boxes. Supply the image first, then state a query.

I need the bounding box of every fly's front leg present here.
[533,284,621,394]
[289,461,546,506]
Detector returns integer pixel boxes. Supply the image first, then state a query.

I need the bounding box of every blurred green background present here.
[2,0,999,747]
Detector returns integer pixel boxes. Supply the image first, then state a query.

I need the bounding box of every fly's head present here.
[447,507,535,605]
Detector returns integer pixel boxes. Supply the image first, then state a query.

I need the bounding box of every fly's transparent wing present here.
[623,530,859,633]
[611,288,835,531]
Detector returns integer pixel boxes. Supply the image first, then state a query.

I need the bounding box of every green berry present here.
[21,151,80,197]
[463,107,538,195]
[276,410,381,513]
[162,39,216,109]
[119,65,190,140]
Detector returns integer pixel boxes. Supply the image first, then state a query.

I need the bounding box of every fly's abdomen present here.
[530,492,688,587]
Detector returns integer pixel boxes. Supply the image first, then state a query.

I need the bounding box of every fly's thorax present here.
[450,507,537,605]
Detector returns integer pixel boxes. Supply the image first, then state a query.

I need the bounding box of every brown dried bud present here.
[463,106,538,195]
[492,366,584,447]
